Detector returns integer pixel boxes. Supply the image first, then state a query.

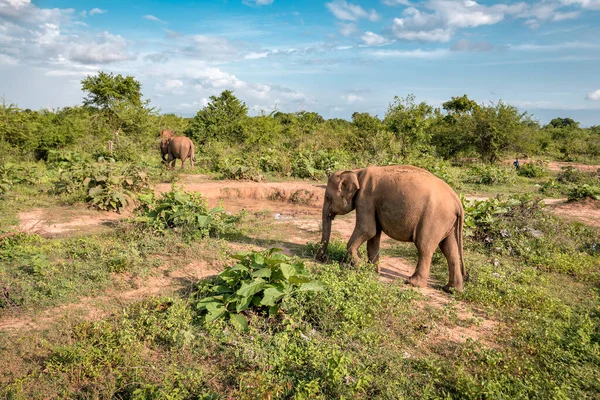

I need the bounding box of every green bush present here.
[517,161,547,177]
[135,186,242,238]
[195,248,324,331]
[557,166,589,183]
[567,184,600,201]
[85,165,149,212]
[464,165,516,185]
[220,158,264,182]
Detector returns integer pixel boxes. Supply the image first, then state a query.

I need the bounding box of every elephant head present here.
[159,130,175,162]
[316,170,360,261]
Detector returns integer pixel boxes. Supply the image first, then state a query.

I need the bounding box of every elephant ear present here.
[338,171,360,202]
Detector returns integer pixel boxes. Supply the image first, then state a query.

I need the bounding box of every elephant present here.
[316,165,466,292]
[160,131,195,170]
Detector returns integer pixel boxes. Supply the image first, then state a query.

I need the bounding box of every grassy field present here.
[1,157,599,399]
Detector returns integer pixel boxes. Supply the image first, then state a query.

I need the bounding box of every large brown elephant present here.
[160,130,195,170]
[316,165,466,292]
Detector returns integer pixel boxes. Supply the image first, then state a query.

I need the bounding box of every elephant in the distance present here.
[316,165,466,292]
[159,129,195,170]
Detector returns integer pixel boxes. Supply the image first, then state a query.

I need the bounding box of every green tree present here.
[442,94,479,120]
[81,71,143,109]
[186,90,248,143]
[471,101,525,163]
[384,94,434,157]
[547,117,579,129]
[81,71,152,137]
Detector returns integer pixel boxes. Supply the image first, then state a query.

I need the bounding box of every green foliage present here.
[220,158,264,182]
[0,163,40,196]
[186,90,248,143]
[547,117,579,129]
[195,248,324,331]
[84,165,149,212]
[567,184,600,201]
[557,166,590,183]
[291,150,348,179]
[135,186,242,238]
[464,164,516,185]
[517,160,547,177]
[384,94,435,157]
[462,195,544,243]
[53,162,149,212]
[82,71,143,109]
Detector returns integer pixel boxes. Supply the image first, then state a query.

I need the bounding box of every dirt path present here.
[0,262,220,331]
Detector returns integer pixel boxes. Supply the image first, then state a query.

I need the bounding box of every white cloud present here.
[383,0,414,6]
[342,94,363,103]
[339,22,359,36]
[89,8,106,16]
[244,51,269,60]
[0,0,132,67]
[67,31,130,64]
[326,0,380,22]
[242,0,274,6]
[185,35,253,62]
[511,42,600,51]
[3,0,29,9]
[156,79,185,94]
[143,14,163,22]
[194,68,247,89]
[586,90,600,101]
[451,38,499,52]
[561,0,600,10]
[361,31,390,46]
[388,0,575,42]
[369,48,449,58]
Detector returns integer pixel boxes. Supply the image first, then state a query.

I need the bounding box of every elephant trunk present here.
[316,200,333,262]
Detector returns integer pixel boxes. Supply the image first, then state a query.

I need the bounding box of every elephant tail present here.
[457,208,468,282]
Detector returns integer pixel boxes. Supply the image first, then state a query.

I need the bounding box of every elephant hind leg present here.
[439,234,463,292]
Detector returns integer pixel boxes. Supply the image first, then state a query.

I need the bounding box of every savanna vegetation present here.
[0,72,599,399]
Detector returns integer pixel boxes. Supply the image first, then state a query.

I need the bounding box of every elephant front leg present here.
[347,225,377,266]
[367,230,382,274]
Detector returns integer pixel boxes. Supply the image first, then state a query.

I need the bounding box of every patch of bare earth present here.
[548,198,600,228]
[18,206,127,238]
[0,261,220,332]
[547,161,600,173]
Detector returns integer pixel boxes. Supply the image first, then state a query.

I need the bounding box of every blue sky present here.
[1,0,600,125]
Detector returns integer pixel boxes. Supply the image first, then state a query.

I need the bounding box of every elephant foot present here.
[442,283,463,293]
[406,274,428,288]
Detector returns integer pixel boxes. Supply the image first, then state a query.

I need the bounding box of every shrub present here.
[220,158,264,182]
[557,166,589,183]
[135,186,242,238]
[84,165,149,212]
[195,248,324,331]
[567,184,600,201]
[517,161,547,178]
[464,165,516,185]
[462,194,545,243]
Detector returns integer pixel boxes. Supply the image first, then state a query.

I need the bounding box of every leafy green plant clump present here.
[517,161,547,177]
[135,186,242,238]
[195,248,324,331]
[84,165,149,212]
[567,184,600,201]
[462,194,545,243]
[464,164,516,185]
